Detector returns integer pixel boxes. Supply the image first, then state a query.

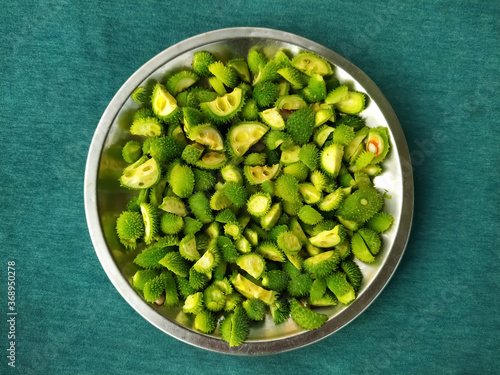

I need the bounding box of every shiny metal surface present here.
[84,27,413,355]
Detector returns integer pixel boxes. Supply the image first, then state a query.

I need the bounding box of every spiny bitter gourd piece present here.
[115,46,394,346]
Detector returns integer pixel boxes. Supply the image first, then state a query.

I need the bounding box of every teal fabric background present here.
[1,0,499,374]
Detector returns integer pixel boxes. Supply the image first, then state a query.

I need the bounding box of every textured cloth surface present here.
[1,1,499,374]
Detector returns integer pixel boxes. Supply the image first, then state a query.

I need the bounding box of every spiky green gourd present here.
[253,81,279,107]
[210,190,232,211]
[298,143,319,170]
[264,130,289,150]
[286,107,315,145]
[227,58,251,82]
[326,271,356,305]
[290,298,328,330]
[335,91,366,114]
[194,310,218,334]
[166,70,199,96]
[158,251,190,277]
[116,211,144,249]
[220,306,250,347]
[256,241,286,262]
[275,174,301,203]
[192,51,217,77]
[188,192,214,224]
[244,153,266,166]
[277,66,308,89]
[183,292,204,314]
[168,164,194,198]
[208,61,239,88]
[203,284,226,312]
[140,203,159,245]
[193,245,220,273]
[131,87,148,104]
[215,208,237,224]
[133,108,155,122]
[310,170,327,192]
[193,169,216,192]
[277,231,302,254]
[337,114,366,131]
[253,59,281,85]
[242,299,267,321]
[355,150,375,170]
[143,274,166,303]
[309,225,346,248]
[287,274,313,297]
[132,269,160,291]
[283,162,310,182]
[224,221,243,239]
[241,98,259,120]
[333,124,356,146]
[298,183,322,205]
[189,268,209,291]
[318,188,345,212]
[160,212,184,235]
[367,212,394,233]
[217,236,239,263]
[261,270,288,292]
[122,141,142,163]
[341,260,363,291]
[303,250,340,278]
[247,47,268,74]
[358,228,382,255]
[161,271,179,306]
[309,278,327,302]
[222,181,248,208]
[159,196,188,217]
[302,74,327,102]
[134,243,173,269]
[175,275,196,299]
[178,234,201,261]
[151,83,180,122]
[298,205,323,225]
[336,187,383,223]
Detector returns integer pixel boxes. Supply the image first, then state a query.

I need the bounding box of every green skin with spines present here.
[264,130,289,150]
[290,298,328,330]
[256,241,286,262]
[253,59,282,85]
[275,174,301,203]
[246,192,272,217]
[189,268,209,291]
[358,228,382,255]
[244,153,266,166]
[122,141,142,164]
[183,217,203,236]
[183,292,204,314]
[341,260,363,291]
[287,274,313,298]
[204,284,226,312]
[286,107,315,145]
[130,117,163,137]
[247,47,268,74]
[303,250,341,278]
[116,211,144,249]
[158,251,190,278]
[188,192,214,224]
[160,212,184,235]
[133,107,155,122]
[271,298,291,325]
[176,276,196,299]
[336,187,383,223]
[299,143,319,170]
[333,124,356,146]
[134,244,173,269]
[327,271,356,305]
[302,74,327,103]
[169,164,194,198]
[143,275,166,303]
[166,70,199,96]
[253,81,279,107]
[191,51,217,77]
[367,212,394,233]
[277,66,308,89]
[140,203,159,245]
[222,181,248,208]
[215,208,238,224]
[132,269,160,291]
[277,231,302,254]
[309,278,327,302]
[261,270,289,292]
[194,310,218,334]
[283,162,310,182]
[220,306,250,347]
[208,61,239,88]
[193,169,216,192]
[298,205,324,225]
[131,87,148,105]
[162,271,180,307]
[178,234,201,261]
[243,299,267,321]
[241,99,259,121]
[181,144,204,165]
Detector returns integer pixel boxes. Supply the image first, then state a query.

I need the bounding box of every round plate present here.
[84,27,413,355]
